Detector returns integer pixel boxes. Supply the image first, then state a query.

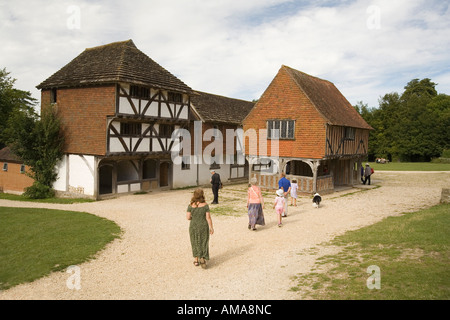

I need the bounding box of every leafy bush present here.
[23,181,55,199]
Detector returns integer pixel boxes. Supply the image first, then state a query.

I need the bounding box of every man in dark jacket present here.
[210,170,221,204]
[363,163,372,185]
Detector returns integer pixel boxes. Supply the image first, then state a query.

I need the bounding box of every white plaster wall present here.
[172,157,197,189]
[68,154,95,196]
[178,105,188,119]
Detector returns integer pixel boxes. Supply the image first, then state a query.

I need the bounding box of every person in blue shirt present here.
[278,172,291,217]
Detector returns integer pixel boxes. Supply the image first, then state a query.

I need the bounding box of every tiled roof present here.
[191,91,255,125]
[283,66,373,130]
[36,40,193,94]
[0,147,22,163]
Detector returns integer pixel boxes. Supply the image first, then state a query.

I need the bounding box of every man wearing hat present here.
[210,169,221,204]
[363,163,372,185]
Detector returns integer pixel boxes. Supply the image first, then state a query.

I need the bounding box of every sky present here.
[1,0,449,109]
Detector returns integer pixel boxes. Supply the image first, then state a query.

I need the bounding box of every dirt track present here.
[1,171,449,300]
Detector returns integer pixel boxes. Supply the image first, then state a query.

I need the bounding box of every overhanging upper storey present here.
[116,83,190,121]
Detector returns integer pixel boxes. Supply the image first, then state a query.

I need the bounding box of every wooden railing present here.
[252,173,333,194]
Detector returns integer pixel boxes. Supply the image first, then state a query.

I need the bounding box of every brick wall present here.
[41,85,116,155]
[243,67,326,159]
[0,162,34,193]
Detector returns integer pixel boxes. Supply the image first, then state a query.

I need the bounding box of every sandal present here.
[193,259,199,266]
[199,258,207,269]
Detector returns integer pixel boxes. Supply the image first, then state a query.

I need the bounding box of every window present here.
[267,120,295,139]
[50,89,57,104]
[159,124,174,138]
[168,92,182,103]
[20,164,25,174]
[130,85,150,99]
[120,122,142,136]
[2,163,7,171]
[345,127,355,140]
[181,156,190,170]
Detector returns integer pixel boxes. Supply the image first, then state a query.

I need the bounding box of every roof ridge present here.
[280,65,372,130]
[281,65,333,85]
[36,39,193,93]
[281,65,331,124]
[193,90,254,103]
[85,39,135,51]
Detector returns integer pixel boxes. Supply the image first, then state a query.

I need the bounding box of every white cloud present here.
[0,0,449,109]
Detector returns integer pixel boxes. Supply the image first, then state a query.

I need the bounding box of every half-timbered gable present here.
[116,83,190,120]
[243,65,372,193]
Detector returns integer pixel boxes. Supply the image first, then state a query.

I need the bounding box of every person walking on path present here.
[247,177,265,231]
[290,179,298,207]
[363,163,373,185]
[186,188,214,269]
[278,172,291,217]
[274,189,285,227]
[210,170,221,204]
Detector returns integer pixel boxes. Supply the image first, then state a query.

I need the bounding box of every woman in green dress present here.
[186,188,214,268]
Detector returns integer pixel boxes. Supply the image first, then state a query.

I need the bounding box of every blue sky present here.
[1,0,449,109]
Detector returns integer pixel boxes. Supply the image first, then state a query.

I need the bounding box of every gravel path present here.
[1,171,449,300]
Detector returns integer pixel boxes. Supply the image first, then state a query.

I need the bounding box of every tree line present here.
[354,78,450,162]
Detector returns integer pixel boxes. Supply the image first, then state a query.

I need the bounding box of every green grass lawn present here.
[0,207,121,290]
[0,193,94,204]
[370,162,450,171]
[291,203,450,299]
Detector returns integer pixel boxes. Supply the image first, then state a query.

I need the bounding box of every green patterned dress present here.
[187,204,210,260]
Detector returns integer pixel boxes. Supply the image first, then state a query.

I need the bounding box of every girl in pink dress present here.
[273,189,285,227]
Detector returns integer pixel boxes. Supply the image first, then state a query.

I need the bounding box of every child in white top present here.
[274,189,285,227]
[290,179,298,206]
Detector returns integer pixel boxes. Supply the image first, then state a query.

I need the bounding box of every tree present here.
[3,105,64,198]
[0,68,37,148]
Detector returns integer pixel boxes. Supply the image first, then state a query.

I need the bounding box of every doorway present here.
[99,165,113,194]
[159,162,169,187]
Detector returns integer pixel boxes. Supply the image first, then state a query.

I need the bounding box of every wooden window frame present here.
[159,124,174,138]
[129,85,150,99]
[344,127,355,140]
[168,92,182,103]
[267,120,295,139]
[120,122,142,136]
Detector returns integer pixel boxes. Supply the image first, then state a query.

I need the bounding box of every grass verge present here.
[0,193,94,204]
[369,162,450,171]
[291,203,450,299]
[0,207,121,290]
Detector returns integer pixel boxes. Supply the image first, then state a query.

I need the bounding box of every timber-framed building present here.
[243,65,373,194]
[37,40,253,199]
